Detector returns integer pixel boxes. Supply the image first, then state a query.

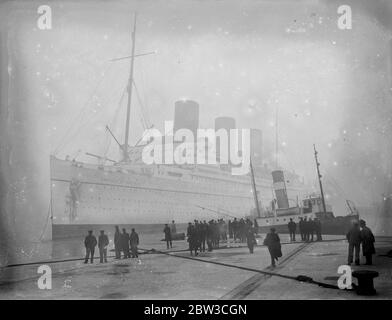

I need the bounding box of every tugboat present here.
[254,145,359,235]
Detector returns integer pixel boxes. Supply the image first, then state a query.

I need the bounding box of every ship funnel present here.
[215,117,236,131]
[215,117,236,163]
[250,128,262,166]
[272,170,289,209]
[174,100,199,139]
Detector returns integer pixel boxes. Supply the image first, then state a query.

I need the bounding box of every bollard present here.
[352,270,379,296]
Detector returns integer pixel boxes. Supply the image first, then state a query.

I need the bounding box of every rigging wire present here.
[55,78,126,156]
[102,85,128,158]
[133,79,149,130]
[52,61,117,155]
[38,202,52,242]
[53,45,130,156]
[133,79,152,131]
[195,205,237,219]
[138,60,153,128]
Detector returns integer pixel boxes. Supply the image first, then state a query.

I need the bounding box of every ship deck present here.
[1,233,392,300]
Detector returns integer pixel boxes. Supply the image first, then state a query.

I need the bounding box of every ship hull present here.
[256,213,358,235]
[258,221,351,235]
[50,156,309,238]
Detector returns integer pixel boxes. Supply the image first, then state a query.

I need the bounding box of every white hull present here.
[50,156,309,225]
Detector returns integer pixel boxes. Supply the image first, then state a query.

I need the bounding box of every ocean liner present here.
[50,15,310,238]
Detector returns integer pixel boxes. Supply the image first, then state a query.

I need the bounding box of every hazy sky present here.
[6,0,392,206]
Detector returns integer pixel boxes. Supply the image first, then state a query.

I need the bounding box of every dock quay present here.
[1,234,391,300]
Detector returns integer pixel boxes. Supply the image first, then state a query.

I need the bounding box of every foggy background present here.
[1,0,392,265]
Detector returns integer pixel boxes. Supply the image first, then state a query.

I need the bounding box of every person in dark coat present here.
[84,230,97,264]
[207,221,214,251]
[314,218,322,241]
[114,225,121,259]
[201,221,208,252]
[187,222,198,256]
[98,230,109,263]
[298,217,304,241]
[214,221,220,248]
[359,220,375,265]
[232,218,238,241]
[221,220,227,241]
[209,220,215,248]
[303,217,309,241]
[346,221,361,265]
[194,221,202,252]
[308,218,315,242]
[163,224,172,249]
[246,223,257,254]
[129,228,139,258]
[209,220,216,248]
[228,220,233,239]
[263,228,282,268]
[121,228,130,259]
[287,218,296,242]
[239,219,246,243]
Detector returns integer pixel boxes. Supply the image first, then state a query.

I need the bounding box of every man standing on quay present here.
[84,230,97,264]
[98,230,109,263]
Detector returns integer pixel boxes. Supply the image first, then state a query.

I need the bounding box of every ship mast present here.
[275,106,279,168]
[313,144,327,213]
[250,157,262,218]
[123,13,137,161]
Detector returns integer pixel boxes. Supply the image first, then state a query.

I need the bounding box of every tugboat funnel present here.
[272,170,290,209]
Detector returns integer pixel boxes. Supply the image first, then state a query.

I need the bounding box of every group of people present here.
[294,217,323,242]
[83,227,139,264]
[84,230,108,264]
[114,226,140,260]
[83,216,376,270]
[185,219,226,256]
[182,218,259,256]
[228,218,259,242]
[82,219,277,268]
[162,219,233,255]
[346,219,376,265]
